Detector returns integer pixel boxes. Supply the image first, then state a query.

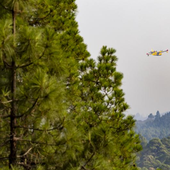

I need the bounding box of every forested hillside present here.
[137,136,170,170]
[0,0,141,169]
[136,111,170,141]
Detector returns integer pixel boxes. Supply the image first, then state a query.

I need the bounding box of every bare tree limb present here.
[17,147,33,158]
[81,152,95,170]
[0,100,13,104]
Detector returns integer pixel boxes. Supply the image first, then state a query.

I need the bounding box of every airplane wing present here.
[159,49,168,53]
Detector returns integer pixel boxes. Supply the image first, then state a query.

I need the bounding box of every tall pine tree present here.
[0,0,89,169]
[0,0,141,169]
[68,46,142,169]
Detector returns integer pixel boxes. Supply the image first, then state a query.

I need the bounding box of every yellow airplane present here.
[146,49,168,56]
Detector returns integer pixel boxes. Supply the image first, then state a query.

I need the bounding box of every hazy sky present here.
[76,0,170,117]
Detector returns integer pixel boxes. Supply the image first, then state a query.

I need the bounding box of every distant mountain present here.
[135,111,170,141]
[134,113,147,121]
[137,136,170,170]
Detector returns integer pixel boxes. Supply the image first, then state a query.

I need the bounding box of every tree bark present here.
[9,7,17,169]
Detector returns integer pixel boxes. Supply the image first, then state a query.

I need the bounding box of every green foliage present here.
[0,0,89,169]
[139,135,147,149]
[0,0,141,169]
[68,46,142,170]
[136,111,170,141]
[137,136,170,170]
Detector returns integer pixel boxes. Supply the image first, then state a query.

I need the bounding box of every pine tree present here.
[0,0,141,169]
[69,46,142,169]
[0,0,89,169]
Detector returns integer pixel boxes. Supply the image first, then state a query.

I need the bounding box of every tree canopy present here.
[137,136,170,170]
[0,0,141,169]
[136,111,170,141]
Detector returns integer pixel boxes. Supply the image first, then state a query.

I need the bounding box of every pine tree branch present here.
[15,126,63,132]
[0,100,13,104]
[0,2,12,11]
[3,59,12,69]
[17,147,33,158]
[15,139,57,146]
[16,62,33,69]
[0,157,9,160]
[81,152,95,170]
[0,141,10,147]
[28,10,53,26]
[16,45,47,69]
[17,162,31,169]
[18,161,46,169]
[15,97,39,118]
[0,114,10,118]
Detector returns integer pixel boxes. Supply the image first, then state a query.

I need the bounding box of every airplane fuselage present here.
[147,49,168,56]
[152,51,162,56]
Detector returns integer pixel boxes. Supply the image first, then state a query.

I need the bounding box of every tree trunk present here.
[9,7,17,169]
